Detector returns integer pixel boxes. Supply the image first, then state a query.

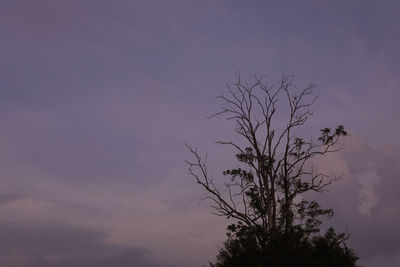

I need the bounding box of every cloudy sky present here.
[0,0,399,266]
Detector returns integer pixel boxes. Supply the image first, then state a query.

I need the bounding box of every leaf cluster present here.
[211,224,359,267]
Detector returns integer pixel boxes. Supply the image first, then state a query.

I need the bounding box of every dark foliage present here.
[212,223,359,267]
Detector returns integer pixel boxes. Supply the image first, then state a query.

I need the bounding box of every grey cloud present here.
[0,193,22,204]
[30,249,169,267]
[0,221,169,267]
[312,134,400,267]
[0,221,107,254]
[356,170,380,216]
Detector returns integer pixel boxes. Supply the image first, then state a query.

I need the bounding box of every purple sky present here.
[1,0,400,266]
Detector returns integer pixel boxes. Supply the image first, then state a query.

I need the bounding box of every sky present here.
[0,0,399,266]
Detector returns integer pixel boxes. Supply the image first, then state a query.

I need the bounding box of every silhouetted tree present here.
[211,223,358,267]
[186,73,359,266]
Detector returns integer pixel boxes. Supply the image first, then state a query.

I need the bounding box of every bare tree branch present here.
[186,73,347,244]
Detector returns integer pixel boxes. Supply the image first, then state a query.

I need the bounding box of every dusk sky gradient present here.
[1,1,400,266]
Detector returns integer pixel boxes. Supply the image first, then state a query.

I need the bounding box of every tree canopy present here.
[186,73,360,267]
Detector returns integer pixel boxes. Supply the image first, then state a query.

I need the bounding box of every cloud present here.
[311,133,400,267]
[0,193,22,204]
[0,150,225,266]
[356,170,380,216]
[30,249,167,267]
[0,221,166,267]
